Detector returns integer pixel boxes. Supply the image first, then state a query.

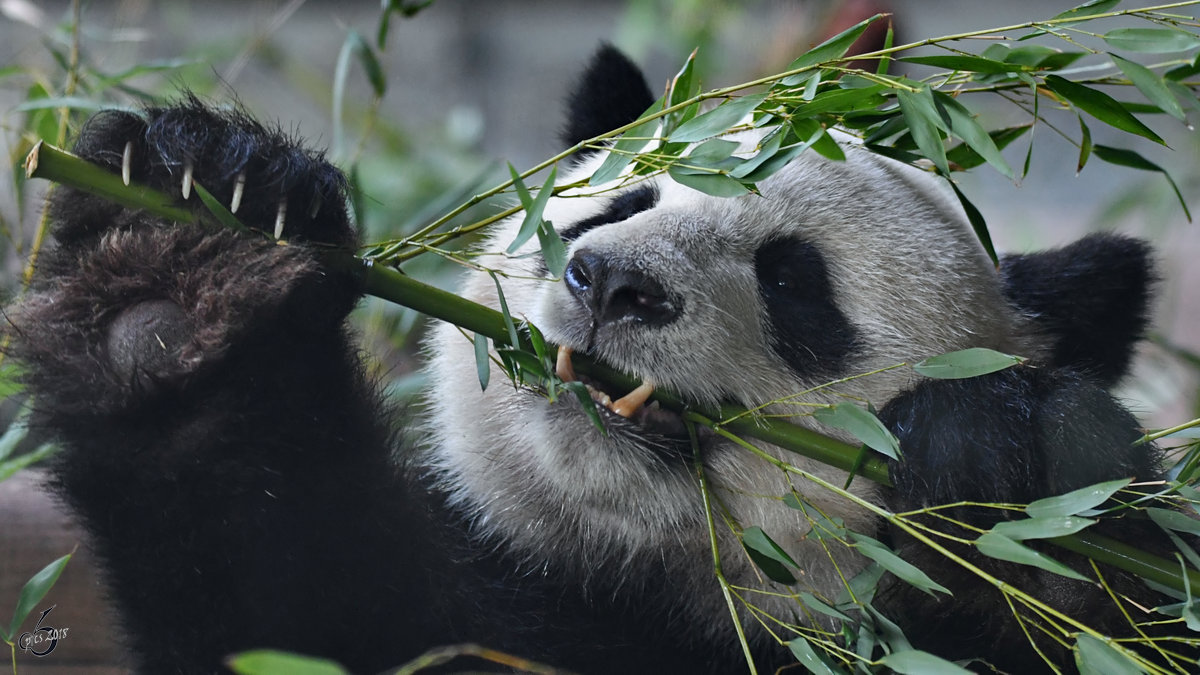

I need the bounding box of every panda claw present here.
[121,141,133,186]
[309,193,322,219]
[274,199,287,239]
[231,170,246,214]
[610,380,654,418]
[556,345,576,382]
[182,161,193,200]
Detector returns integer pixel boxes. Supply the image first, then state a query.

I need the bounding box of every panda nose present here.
[564,250,680,326]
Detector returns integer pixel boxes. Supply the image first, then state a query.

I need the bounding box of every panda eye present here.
[755,236,860,377]
[560,186,658,242]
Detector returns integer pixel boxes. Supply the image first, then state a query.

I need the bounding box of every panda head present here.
[423,47,1143,624]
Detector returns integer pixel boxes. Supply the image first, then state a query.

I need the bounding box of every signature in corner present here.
[17,605,69,658]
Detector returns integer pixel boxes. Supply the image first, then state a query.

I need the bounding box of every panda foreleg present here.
[875,367,1168,671]
[8,103,454,673]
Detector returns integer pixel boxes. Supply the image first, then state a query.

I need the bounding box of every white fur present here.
[424,137,1044,640]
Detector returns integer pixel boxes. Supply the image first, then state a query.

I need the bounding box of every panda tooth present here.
[610,380,655,418]
[274,199,287,239]
[121,141,133,186]
[182,161,193,200]
[555,345,576,382]
[231,170,246,214]
[585,384,612,407]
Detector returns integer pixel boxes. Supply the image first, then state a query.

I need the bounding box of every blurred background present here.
[0,1,1197,672]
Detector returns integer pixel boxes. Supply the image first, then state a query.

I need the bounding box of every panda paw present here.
[53,95,357,248]
[11,98,364,414]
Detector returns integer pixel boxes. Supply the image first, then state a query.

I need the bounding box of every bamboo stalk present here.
[24,141,1200,595]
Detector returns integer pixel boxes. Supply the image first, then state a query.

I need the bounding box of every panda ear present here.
[561,44,656,151]
[1000,233,1156,387]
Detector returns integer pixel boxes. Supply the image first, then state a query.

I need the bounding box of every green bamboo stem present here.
[24,142,1200,596]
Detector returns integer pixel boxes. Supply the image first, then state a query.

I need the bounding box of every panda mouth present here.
[555,345,697,444]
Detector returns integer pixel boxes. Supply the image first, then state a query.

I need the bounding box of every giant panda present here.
[8,45,1187,674]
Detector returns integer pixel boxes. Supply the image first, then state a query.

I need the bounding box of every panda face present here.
[425,133,1043,628]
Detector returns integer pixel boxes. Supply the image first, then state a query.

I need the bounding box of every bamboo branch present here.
[24,136,1200,600]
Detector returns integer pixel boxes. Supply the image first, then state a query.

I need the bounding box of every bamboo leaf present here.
[1148,507,1200,536]
[934,91,1013,178]
[347,30,386,97]
[226,650,348,675]
[506,165,557,254]
[788,637,841,675]
[669,93,766,143]
[536,219,567,278]
[896,87,949,175]
[5,554,71,641]
[879,650,973,674]
[1110,53,1185,121]
[0,443,57,484]
[992,516,1095,541]
[783,14,880,83]
[1026,479,1131,518]
[947,182,998,266]
[686,138,740,165]
[851,534,951,597]
[742,526,799,584]
[913,348,1024,379]
[814,403,900,460]
[795,84,888,118]
[730,128,785,180]
[665,49,701,135]
[1092,144,1191,221]
[900,55,1026,74]
[809,127,845,161]
[14,97,121,113]
[561,381,607,435]
[1043,75,1164,145]
[1002,45,1086,70]
[975,532,1091,582]
[945,125,1029,171]
[590,97,664,186]
[193,183,250,234]
[488,272,521,349]
[667,167,751,197]
[798,592,853,622]
[1052,0,1120,22]
[1101,28,1200,54]
[1077,113,1093,173]
[473,333,490,391]
[1073,635,1144,675]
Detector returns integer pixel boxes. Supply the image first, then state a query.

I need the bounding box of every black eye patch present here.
[755,236,860,378]
[559,186,658,243]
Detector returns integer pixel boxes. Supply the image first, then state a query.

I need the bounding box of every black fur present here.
[560,185,659,243]
[755,236,860,378]
[561,44,656,151]
[1000,234,1155,386]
